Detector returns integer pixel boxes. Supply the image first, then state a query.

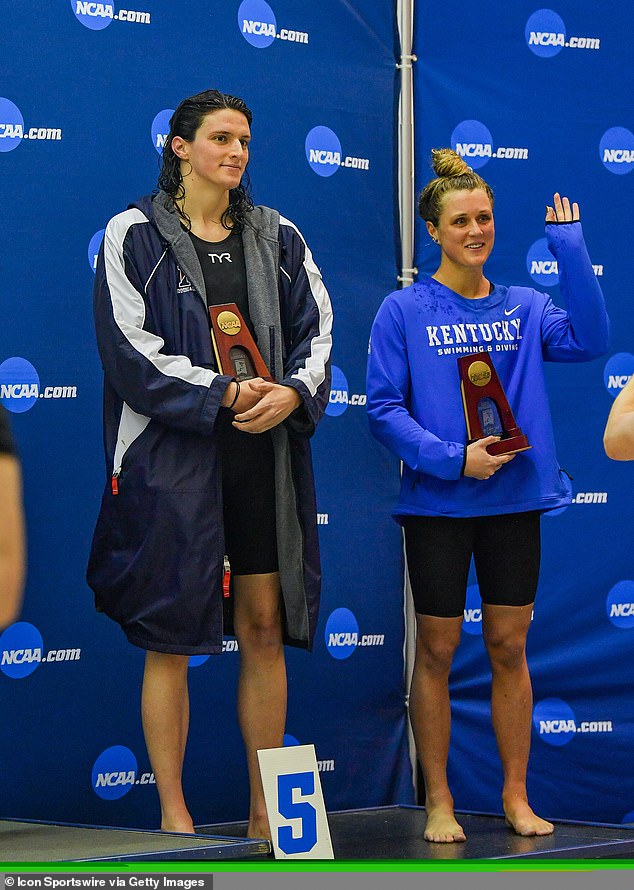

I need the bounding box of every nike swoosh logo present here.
[504,304,521,316]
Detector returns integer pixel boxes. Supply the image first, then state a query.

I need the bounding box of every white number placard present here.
[257,744,334,859]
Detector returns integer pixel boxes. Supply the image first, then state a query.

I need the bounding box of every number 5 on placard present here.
[257,744,334,859]
[277,771,318,854]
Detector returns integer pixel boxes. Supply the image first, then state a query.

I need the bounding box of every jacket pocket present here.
[254,323,278,379]
[111,425,152,494]
[558,466,574,499]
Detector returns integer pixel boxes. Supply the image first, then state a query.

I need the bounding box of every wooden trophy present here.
[209,303,273,382]
[457,352,531,456]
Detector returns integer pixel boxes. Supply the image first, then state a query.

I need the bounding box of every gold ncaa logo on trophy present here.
[217,311,242,336]
[467,360,492,387]
[209,303,273,382]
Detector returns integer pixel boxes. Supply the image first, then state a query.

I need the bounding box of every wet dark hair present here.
[418,148,494,226]
[157,89,254,230]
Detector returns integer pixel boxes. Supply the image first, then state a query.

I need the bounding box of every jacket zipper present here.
[269,326,276,378]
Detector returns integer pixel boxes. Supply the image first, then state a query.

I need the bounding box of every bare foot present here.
[161,817,195,834]
[424,804,467,843]
[504,799,554,837]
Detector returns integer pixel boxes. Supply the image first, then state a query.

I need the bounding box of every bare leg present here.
[233,572,286,840]
[482,603,554,837]
[409,614,466,843]
[141,651,194,833]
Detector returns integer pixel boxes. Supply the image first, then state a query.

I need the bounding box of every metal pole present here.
[397,0,417,288]
[396,0,418,795]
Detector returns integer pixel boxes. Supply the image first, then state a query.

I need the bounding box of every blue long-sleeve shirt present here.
[366,222,609,518]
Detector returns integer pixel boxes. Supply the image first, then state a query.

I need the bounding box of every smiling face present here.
[171,108,251,195]
[427,188,495,271]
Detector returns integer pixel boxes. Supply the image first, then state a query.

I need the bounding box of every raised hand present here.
[545,192,580,223]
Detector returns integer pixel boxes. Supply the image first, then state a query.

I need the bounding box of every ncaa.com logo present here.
[0,357,78,414]
[606,580,634,629]
[305,127,370,178]
[284,734,335,774]
[70,0,150,29]
[526,238,604,286]
[151,109,175,155]
[326,366,366,417]
[324,608,384,660]
[0,622,81,680]
[92,745,155,800]
[544,484,609,516]
[604,353,634,399]
[533,698,613,747]
[450,120,528,170]
[525,9,600,57]
[600,127,634,176]
[238,0,308,48]
[89,229,105,272]
[0,97,62,152]
[570,490,607,505]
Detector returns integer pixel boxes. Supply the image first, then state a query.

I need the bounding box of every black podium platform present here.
[202,805,634,860]
[2,807,632,862]
[0,819,269,862]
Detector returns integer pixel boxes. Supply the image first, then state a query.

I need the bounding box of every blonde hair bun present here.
[418,148,493,224]
[431,148,472,178]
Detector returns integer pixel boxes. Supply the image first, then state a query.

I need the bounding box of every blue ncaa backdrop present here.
[413,0,634,823]
[0,0,413,827]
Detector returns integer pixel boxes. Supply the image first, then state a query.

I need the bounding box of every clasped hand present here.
[231,378,302,433]
[464,436,515,480]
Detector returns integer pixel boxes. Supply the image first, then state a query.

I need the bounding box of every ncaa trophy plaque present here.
[209,303,273,381]
[457,352,531,456]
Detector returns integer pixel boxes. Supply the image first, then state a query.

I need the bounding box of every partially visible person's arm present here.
[604,375,634,461]
[0,452,25,628]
